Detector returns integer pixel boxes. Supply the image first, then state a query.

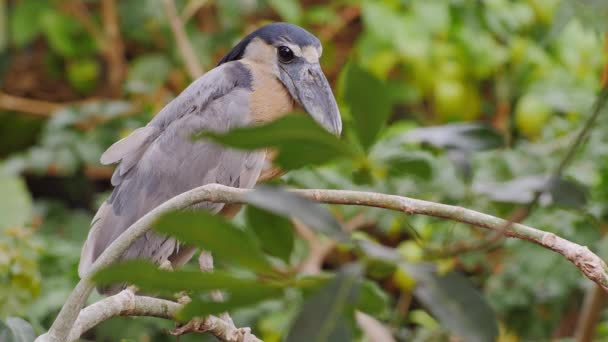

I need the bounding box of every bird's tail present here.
[78,202,125,295]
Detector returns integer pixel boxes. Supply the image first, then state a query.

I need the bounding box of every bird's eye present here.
[277,46,295,63]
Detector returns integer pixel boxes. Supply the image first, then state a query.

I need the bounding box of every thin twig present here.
[199,251,236,327]
[0,92,62,116]
[295,214,366,273]
[162,0,204,79]
[101,0,126,94]
[319,6,361,41]
[427,82,608,258]
[37,184,608,342]
[573,33,608,342]
[295,216,393,341]
[575,284,607,342]
[181,0,210,22]
[66,289,261,342]
[60,0,104,45]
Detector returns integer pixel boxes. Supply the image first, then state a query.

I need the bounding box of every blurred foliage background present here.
[1,0,608,341]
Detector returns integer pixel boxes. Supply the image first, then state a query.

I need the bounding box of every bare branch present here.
[38,184,608,341]
[60,0,104,45]
[101,0,126,94]
[162,0,204,79]
[575,284,607,342]
[356,312,395,342]
[66,289,261,342]
[0,92,62,116]
[181,0,211,22]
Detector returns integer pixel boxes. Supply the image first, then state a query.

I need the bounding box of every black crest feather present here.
[217,22,320,66]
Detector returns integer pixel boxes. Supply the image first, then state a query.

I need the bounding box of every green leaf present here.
[380,152,433,181]
[40,10,96,58]
[0,317,35,342]
[342,63,393,150]
[404,123,504,152]
[9,0,49,47]
[403,264,499,342]
[267,0,302,24]
[200,114,357,170]
[473,175,587,208]
[246,206,294,263]
[245,186,347,241]
[546,0,608,42]
[154,211,274,273]
[179,284,283,320]
[93,260,263,293]
[356,280,390,319]
[0,171,32,228]
[286,264,363,342]
[292,273,333,294]
[125,54,173,94]
[355,239,401,265]
[361,1,407,48]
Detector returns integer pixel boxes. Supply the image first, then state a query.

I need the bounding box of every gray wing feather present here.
[79,62,264,285]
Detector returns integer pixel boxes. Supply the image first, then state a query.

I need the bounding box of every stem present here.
[39,184,608,341]
[65,289,260,342]
[574,285,607,342]
[162,0,204,79]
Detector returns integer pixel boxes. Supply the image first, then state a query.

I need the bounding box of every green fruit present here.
[433,80,481,122]
[509,37,529,64]
[439,60,465,80]
[515,94,552,138]
[527,0,559,25]
[410,59,435,93]
[67,58,100,94]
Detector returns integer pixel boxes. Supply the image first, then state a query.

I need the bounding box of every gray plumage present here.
[78,61,263,290]
[79,22,343,295]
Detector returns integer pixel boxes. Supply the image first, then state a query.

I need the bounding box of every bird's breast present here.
[246,63,296,123]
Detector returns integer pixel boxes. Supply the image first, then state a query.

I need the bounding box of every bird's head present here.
[218,22,342,136]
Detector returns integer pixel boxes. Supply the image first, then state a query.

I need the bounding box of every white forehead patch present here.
[301,45,321,63]
[243,38,276,62]
[244,37,322,65]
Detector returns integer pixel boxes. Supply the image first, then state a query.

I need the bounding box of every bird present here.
[78,22,342,294]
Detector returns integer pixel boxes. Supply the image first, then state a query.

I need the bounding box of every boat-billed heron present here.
[78,23,342,293]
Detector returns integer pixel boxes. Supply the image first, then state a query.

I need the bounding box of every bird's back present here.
[78,62,267,292]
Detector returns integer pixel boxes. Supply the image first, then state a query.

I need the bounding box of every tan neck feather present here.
[241,59,296,123]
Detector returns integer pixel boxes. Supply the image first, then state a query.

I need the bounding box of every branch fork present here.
[37,184,608,342]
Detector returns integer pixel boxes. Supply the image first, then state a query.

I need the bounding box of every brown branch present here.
[162,0,204,79]
[572,33,608,342]
[428,72,608,258]
[101,0,126,94]
[294,216,393,341]
[0,92,62,116]
[181,0,211,22]
[66,289,261,342]
[199,251,236,326]
[601,34,608,86]
[356,312,395,342]
[575,285,607,342]
[295,214,366,273]
[319,6,361,41]
[38,184,608,342]
[60,0,104,45]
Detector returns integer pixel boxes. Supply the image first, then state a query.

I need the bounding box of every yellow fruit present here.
[515,94,552,138]
[439,60,465,80]
[67,58,100,94]
[393,267,416,292]
[433,79,481,122]
[527,0,560,25]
